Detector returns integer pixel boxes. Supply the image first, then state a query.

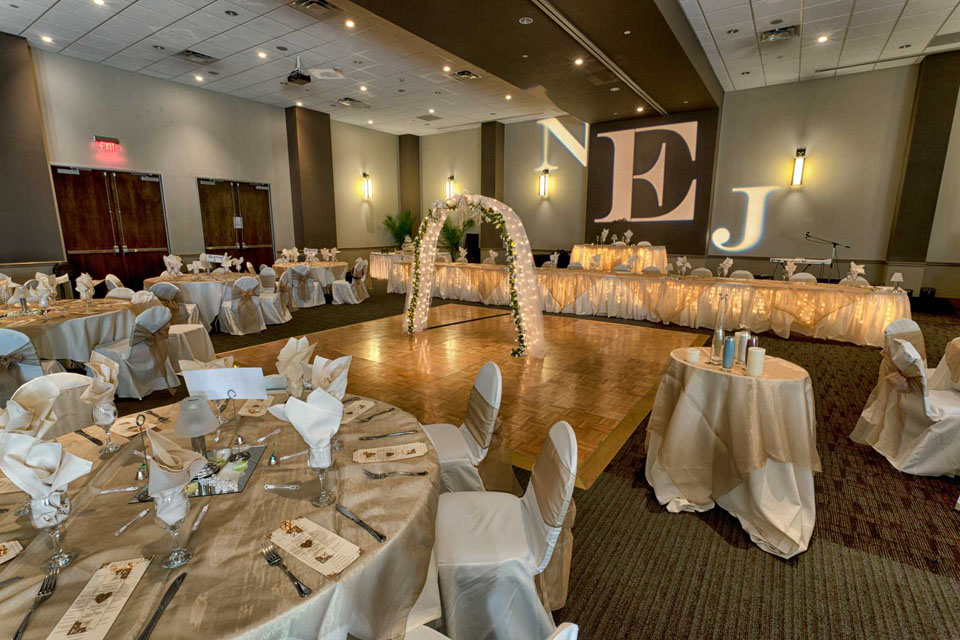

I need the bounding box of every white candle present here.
[746,347,765,377]
[685,347,701,364]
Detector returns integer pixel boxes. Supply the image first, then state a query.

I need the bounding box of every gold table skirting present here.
[570,243,668,273]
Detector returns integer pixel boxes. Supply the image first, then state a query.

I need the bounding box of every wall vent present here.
[759,26,799,44]
[289,0,339,20]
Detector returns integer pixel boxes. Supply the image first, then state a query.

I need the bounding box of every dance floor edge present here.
[220,303,706,488]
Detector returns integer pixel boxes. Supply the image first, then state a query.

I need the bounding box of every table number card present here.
[0,540,22,565]
[353,442,428,464]
[342,399,376,424]
[47,556,151,640]
[268,517,360,577]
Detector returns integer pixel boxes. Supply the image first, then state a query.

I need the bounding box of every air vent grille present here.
[446,69,482,81]
[308,67,344,80]
[289,0,339,20]
[759,25,799,44]
[174,49,218,64]
[416,114,441,121]
[335,97,369,108]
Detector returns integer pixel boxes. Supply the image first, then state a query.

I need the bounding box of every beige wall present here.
[330,120,399,249]
[419,128,481,217]
[32,50,294,256]
[710,67,917,275]
[922,83,960,297]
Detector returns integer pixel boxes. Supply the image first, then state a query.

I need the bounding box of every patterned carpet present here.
[118,289,960,639]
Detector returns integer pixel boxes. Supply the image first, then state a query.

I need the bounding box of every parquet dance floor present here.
[222,304,704,487]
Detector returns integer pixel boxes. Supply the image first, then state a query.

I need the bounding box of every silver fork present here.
[14,568,59,640]
[363,469,429,480]
[260,541,311,598]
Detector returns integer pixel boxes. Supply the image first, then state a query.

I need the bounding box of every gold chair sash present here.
[278,281,296,313]
[0,345,40,402]
[536,498,576,611]
[477,418,522,496]
[530,434,576,529]
[292,271,314,301]
[232,285,260,333]
[159,298,181,325]
[946,340,960,383]
[463,386,497,449]
[129,321,172,389]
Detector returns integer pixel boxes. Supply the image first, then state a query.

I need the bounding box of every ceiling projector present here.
[288,56,311,85]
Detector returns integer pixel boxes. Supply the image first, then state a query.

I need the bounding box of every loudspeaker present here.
[465,233,480,263]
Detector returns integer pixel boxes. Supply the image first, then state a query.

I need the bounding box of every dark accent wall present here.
[285,106,337,248]
[887,51,960,263]
[398,134,420,224]
[0,33,62,264]
[480,121,504,247]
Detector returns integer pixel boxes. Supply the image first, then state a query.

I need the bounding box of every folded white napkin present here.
[281,248,300,263]
[305,355,351,400]
[592,254,602,270]
[306,249,319,261]
[82,351,119,405]
[458,246,468,260]
[623,230,634,244]
[277,337,315,398]
[147,430,207,527]
[0,431,92,528]
[178,356,234,372]
[163,255,183,276]
[676,256,690,275]
[849,261,866,279]
[246,262,256,274]
[329,248,340,261]
[785,259,797,278]
[488,249,498,261]
[600,228,609,244]
[549,251,559,266]
[271,387,343,468]
[187,260,203,274]
[0,376,61,438]
[74,272,103,301]
[719,257,733,277]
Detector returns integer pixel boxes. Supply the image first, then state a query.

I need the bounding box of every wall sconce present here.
[538,169,550,198]
[791,148,806,187]
[445,175,456,199]
[361,172,373,200]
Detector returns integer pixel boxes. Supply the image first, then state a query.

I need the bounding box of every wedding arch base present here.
[404,193,545,358]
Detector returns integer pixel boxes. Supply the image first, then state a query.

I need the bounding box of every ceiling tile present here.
[895,8,952,28]
[264,5,315,29]
[901,0,959,16]
[182,10,234,30]
[704,3,753,27]
[804,0,854,21]
[846,19,897,36]
[135,0,195,20]
[244,15,292,37]
[698,0,749,13]
[121,4,178,28]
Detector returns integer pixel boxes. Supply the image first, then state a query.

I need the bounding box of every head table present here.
[388,262,910,347]
[0,396,439,639]
[0,299,136,361]
[272,261,349,289]
[570,243,668,273]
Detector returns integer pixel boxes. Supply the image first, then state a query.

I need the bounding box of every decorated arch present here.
[403,194,545,358]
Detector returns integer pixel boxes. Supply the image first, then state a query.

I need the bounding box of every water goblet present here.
[92,402,121,455]
[154,496,193,569]
[308,447,336,509]
[32,494,77,571]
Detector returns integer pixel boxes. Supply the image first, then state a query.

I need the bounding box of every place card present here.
[342,399,375,424]
[268,517,360,577]
[47,556,151,640]
[111,415,160,439]
[238,396,274,417]
[0,540,23,565]
[353,442,428,464]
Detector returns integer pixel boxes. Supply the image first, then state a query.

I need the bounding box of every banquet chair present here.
[613,256,637,272]
[258,266,277,292]
[567,262,583,270]
[878,318,933,383]
[637,240,652,247]
[839,275,871,287]
[0,329,64,405]
[17,279,40,302]
[332,259,370,305]
[211,267,228,274]
[789,272,818,283]
[290,265,325,308]
[853,338,960,476]
[930,337,960,391]
[641,266,662,275]
[104,274,123,291]
[105,287,135,300]
[729,270,755,280]
[93,306,179,399]
[422,362,505,493]
[130,290,160,315]
[44,372,95,439]
[689,267,712,278]
[219,276,267,336]
[407,622,580,640]
[259,269,293,326]
[434,421,577,640]
[148,282,202,326]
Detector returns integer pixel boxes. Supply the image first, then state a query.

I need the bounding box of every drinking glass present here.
[154,496,192,569]
[309,450,336,508]
[92,402,121,455]
[32,494,77,571]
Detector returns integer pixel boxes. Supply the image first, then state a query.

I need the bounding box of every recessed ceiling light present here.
[40,35,52,43]
[345,19,355,28]
[359,85,367,91]
[817,35,828,43]
[505,94,512,100]
[727,28,739,35]
[899,43,911,48]
[257,51,266,58]
[442,65,451,72]
[623,30,631,35]
[276,46,287,51]
[296,101,303,106]
[610,87,620,92]
[518,17,533,24]
[367,119,373,124]
[741,71,751,75]
[636,106,644,112]
[574,58,583,65]
[194,74,203,81]
[522,54,528,58]
[224,9,237,15]
[428,108,435,113]
[153,44,165,50]
[93,0,104,6]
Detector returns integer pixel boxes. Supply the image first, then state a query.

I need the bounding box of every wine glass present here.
[92,402,121,455]
[32,493,77,571]
[154,495,192,569]
[308,446,336,508]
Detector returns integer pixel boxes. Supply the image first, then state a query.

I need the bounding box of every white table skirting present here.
[570,243,668,273]
[273,261,349,289]
[387,263,911,347]
[371,252,450,280]
[1,302,135,362]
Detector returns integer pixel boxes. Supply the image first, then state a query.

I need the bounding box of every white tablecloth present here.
[145,275,240,328]
[646,347,820,558]
[571,243,668,273]
[273,261,348,288]
[0,300,135,361]
[388,263,911,347]
[371,252,450,280]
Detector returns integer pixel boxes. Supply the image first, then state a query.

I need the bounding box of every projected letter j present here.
[711,186,779,253]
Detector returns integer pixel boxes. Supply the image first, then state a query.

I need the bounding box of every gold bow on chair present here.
[130,322,172,391]
[232,285,260,334]
[292,271,314,302]
[159,298,182,325]
[277,281,295,313]
[0,346,39,401]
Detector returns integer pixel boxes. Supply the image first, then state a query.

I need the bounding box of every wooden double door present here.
[197,179,275,268]
[52,167,170,291]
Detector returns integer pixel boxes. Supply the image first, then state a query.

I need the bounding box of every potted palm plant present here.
[440,217,476,252]
[382,210,414,249]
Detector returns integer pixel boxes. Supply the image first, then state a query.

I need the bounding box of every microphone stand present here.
[804,232,849,282]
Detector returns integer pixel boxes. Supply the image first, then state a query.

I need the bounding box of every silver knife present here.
[358,429,418,441]
[74,430,104,446]
[137,572,186,640]
[0,576,22,589]
[336,504,386,543]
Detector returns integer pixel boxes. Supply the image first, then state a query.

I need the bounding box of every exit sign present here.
[94,135,120,153]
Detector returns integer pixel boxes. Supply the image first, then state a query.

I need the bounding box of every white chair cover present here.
[789,272,818,283]
[435,421,577,640]
[259,268,293,326]
[166,325,215,373]
[104,274,123,291]
[105,287,135,300]
[641,266,662,275]
[43,372,94,440]
[930,338,960,392]
[839,275,871,287]
[567,262,583,270]
[290,265,324,308]
[852,338,960,476]
[93,306,179,399]
[407,621,578,640]
[130,290,159,315]
[637,240,652,247]
[219,276,266,336]
[689,267,712,278]
[729,270,755,280]
[332,259,370,305]
[148,282,202,327]
[878,318,931,383]
[259,266,277,292]
[0,329,64,405]
[423,363,506,493]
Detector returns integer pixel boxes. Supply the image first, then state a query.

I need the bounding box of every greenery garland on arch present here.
[403,194,545,358]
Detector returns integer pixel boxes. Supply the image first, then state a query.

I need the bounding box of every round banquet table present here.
[0,396,439,639]
[645,346,821,558]
[0,299,135,361]
[144,273,244,329]
[273,261,349,289]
